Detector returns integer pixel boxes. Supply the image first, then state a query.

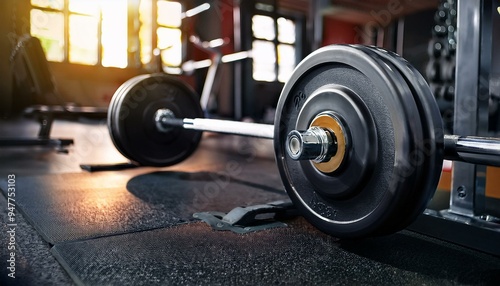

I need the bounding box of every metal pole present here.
[199,54,220,111]
[451,0,492,217]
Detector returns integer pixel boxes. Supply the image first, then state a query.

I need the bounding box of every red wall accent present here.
[220,0,235,55]
[322,17,359,46]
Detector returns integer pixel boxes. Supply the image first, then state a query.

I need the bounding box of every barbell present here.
[108,44,500,238]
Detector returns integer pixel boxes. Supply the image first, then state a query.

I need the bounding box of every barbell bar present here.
[156,111,274,139]
[155,110,500,167]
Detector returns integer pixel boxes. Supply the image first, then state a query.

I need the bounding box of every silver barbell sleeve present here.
[444,135,500,167]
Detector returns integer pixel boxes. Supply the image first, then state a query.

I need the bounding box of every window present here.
[139,0,183,72]
[30,0,183,69]
[30,0,65,62]
[251,14,297,82]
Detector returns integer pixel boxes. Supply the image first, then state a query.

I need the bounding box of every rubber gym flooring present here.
[1,117,500,285]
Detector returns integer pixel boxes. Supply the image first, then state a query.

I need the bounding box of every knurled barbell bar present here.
[108,44,500,238]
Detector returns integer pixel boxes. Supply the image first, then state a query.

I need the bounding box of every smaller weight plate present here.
[108,74,203,166]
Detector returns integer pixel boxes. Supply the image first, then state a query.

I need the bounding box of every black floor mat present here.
[0,168,287,244]
[51,219,500,286]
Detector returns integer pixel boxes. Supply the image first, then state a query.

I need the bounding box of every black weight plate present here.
[111,74,155,161]
[108,74,203,166]
[360,46,444,233]
[109,74,159,161]
[108,74,149,161]
[274,45,425,238]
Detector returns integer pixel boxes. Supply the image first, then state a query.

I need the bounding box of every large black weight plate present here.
[108,74,203,166]
[274,45,429,238]
[358,45,444,233]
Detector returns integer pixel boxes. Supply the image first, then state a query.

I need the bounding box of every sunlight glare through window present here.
[31,0,63,10]
[158,28,183,67]
[158,0,182,27]
[101,1,128,68]
[251,14,296,82]
[30,9,65,62]
[69,14,98,65]
[278,17,295,44]
[69,0,100,16]
[30,0,184,69]
[252,40,276,82]
[139,0,153,65]
[156,1,183,68]
[252,15,275,41]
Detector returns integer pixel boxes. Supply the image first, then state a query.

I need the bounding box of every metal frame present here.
[451,0,491,217]
[409,0,500,256]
